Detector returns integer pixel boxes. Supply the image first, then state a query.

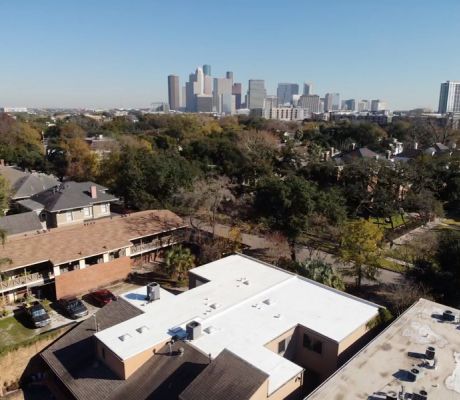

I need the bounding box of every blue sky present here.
[1,0,459,110]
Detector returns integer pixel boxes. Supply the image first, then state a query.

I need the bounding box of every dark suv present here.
[24,301,51,328]
[59,297,89,319]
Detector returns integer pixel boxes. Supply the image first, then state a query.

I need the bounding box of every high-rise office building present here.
[298,95,320,113]
[303,83,312,96]
[180,86,186,109]
[343,99,357,111]
[203,64,211,76]
[204,75,213,95]
[277,83,299,105]
[248,80,266,110]
[213,77,233,113]
[185,67,205,112]
[438,81,460,114]
[358,100,369,112]
[167,75,180,111]
[196,95,213,113]
[263,95,278,117]
[324,93,340,111]
[232,83,242,109]
[371,99,387,112]
[226,71,234,82]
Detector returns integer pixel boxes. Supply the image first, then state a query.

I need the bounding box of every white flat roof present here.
[96,254,379,395]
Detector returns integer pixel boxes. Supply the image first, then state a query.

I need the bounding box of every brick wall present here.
[55,257,132,299]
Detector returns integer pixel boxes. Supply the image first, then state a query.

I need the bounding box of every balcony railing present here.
[0,272,52,292]
[130,232,187,256]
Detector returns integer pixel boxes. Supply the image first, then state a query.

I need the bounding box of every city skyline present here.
[0,0,459,109]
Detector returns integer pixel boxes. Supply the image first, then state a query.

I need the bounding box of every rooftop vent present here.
[146,282,160,302]
[118,333,132,342]
[263,299,272,306]
[210,303,220,310]
[425,346,435,360]
[186,320,202,340]
[136,326,149,334]
[386,391,397,400]
[412,389,428,400]
[204,326,217,334]
[443,310,455,322]
[410,368,420,381]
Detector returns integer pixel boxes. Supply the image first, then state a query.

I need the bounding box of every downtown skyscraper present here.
[277,83,299,105]
[438,81,460,113]
[247,80,266,110]
[167,75,180,111]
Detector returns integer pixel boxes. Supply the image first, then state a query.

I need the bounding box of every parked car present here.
[89,289,116,307]
[24,301,51,328]
[59,297,88,319]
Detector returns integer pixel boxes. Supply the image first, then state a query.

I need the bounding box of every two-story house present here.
[18,181,118,228]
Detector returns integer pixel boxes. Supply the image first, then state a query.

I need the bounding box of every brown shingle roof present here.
[41,298,209,400]
[179,349,269,400]
[0,210,186,271]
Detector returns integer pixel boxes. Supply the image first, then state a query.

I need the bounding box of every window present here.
[278,339,286,354]
[303,333,322,355]
[83,207,92,217]
[303,333,311,349]
[66,211,73,222]
[101,203,109,214]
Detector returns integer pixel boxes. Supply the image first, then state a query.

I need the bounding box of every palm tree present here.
[300,260,345,291]
[164,245,196,282]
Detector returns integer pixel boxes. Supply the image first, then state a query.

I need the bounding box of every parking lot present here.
[0,281,143,351]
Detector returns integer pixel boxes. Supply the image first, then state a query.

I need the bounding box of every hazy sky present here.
[1,0,459,110]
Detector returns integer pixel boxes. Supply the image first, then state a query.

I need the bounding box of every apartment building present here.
[41,255,380,400]
[0,210,187,303]
[308,298,460,400]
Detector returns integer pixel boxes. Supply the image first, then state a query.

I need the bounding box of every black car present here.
[59,297,89,319]
[24,301,51,328]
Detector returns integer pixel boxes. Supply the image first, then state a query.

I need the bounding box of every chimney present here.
[90,185,97,199]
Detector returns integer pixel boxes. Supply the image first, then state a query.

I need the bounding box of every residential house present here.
[0,163,59,203]
[18,181,118,228]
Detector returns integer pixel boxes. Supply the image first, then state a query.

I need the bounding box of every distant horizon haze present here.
[0,0,459,110]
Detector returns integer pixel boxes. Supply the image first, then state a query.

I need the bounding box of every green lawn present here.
[370,214,407,230]
[0,314,37,350]
[377,257,407,273]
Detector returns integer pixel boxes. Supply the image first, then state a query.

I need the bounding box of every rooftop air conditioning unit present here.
[186,320,202,340]
[146,282,160,302]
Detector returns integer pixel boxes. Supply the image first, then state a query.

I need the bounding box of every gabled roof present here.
[31,181,117,212]
[332,147,380,165]
[0,165,59,200]
[179,349,269,400]
[0,210,186,271]
[0,211,43,236]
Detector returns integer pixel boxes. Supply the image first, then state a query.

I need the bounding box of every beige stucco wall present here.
[53,203,110,228]
[249,379,269,400]
[55,209,85,227]
[337,322,369,354]
[97,338,169,379]
[293,325,339,382]
[92,203,110,219]
[268,373,303,400]
[264,326,296,359]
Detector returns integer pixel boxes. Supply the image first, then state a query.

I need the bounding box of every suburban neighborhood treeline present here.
[0,112,459,309]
